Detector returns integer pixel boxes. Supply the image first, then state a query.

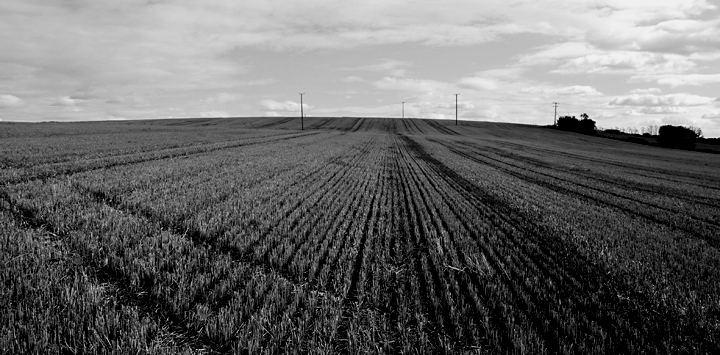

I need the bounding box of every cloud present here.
[554,52,695,75]
[0,0,718,136]
[639,106,687,114]
[343,76,363,83]
[629,88,662,94]
[343,59,413,77]
[517,42,601,66]
[52,96,82,106]
[259,99,310,112]
[610,93,715,106]
[434,101,475,109]
[701,111,720,119]
[106,93,147,106]
[374,77,450,94]
[199,92,243,105]
[239,78,276,86]
[583,2,719,54]
[521,85,603,96]
[458,77,498,91]
[199,111,229,117]
[0,94,23,108]
[630,73,720,87]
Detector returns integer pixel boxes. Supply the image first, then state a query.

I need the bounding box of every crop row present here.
[418,135,720,352]
[4,123,718,353]
[0,123,273,168]
[0,130,318,185]
[2,132,398,353]
[448,140,720,240]
[491,139,720,191]
[0,206,204,354]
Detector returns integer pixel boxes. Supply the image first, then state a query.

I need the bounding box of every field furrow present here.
[481,143,720,210]
[1,131,320,186]
[462,141,720,221]
[443,141,720,248]
[4,118,719,354]
[493,140,720,190]
[401,135,720,353]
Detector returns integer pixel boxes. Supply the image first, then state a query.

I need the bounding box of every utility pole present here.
[299,93,305,130]
[402,102,405,119]
[553,102,558,126]
[455,94,459,126]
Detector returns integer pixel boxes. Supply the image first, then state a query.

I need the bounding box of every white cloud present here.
[639,106,687,114]
[106,93,147,106]
[239,78,276,86]
[199,93,243,105]
[435,101,475,109]
[374,77,450,94]
[584,2,719,54]
[518,42,601,66]
[343,76,363,83]
[521,85,603,96]
[555,52,695,75]
[701,111,720,119]
[610,93,715,106]
[259,99,310,112]
[52,96,81,107]
[0,94,23,108]
[0,0,718,136]
[630,73,720,87]
[199,111,229,117]
[629,88,662,94]
[458,77,498,91]
[623,110,644,117]
[343,59,413,77]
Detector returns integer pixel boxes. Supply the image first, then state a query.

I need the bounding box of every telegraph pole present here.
[553,102,558,126]
[402,102,405,119]
[299,93,305,130]
[455,94,459,126]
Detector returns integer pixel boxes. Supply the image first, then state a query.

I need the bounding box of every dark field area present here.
[1,116,719,354]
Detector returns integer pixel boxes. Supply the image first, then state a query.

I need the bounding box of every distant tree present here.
[705,137,720,146]
[657,125,701,149]
[579,115,596,134]
[557,115,576,129]
[642,124,659,136]
[557,113,596,135]
[692,126,703,139]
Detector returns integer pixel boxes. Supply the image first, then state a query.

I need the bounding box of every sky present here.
[1,0,719,136]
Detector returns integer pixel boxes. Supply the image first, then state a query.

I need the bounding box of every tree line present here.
[554,114,707,150]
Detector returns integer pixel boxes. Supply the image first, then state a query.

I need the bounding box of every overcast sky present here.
[1,0,719,136]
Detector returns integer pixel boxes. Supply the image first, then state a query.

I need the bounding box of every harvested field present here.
[2,116,719,354]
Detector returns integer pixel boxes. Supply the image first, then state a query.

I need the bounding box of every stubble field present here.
[1,116,719,354]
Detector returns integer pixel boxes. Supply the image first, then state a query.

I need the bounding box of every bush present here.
[657,125,699,149]
[557,114,596,135]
